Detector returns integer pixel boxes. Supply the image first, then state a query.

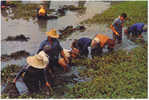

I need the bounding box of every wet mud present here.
[1,64,87,98]
[59,25,86,39]
[1,50,30,62]
[4,34,30,42]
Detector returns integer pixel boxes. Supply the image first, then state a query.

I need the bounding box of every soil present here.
[4,34,30,42]
[1,50,30,62]
[59,25,86,39]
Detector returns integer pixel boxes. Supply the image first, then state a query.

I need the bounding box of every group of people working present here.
[13,7,147,94]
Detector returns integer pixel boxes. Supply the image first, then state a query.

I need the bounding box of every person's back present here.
[95,34,109,47]
[78,37,92,47]
[129,23,144,32]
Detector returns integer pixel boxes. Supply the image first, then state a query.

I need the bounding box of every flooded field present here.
[1,1,111,69]
[1,1,147,98]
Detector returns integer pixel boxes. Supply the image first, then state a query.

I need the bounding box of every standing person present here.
[111,13,127,44]
[13,46,51,93]
[124,23,147,38]
[37,29,69,73]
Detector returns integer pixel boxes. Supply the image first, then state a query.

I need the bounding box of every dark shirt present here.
[128,23,144,34]
[15,65,48,83]
[77,37,92,52]
[37,38,63,60]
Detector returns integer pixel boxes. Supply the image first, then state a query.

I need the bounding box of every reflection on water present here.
[36,19,48,32]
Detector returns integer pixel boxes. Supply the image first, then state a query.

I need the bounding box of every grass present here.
[64,42,147,98]
[81,1,147,27]
[1,65,22,85]
[1,1,148,98]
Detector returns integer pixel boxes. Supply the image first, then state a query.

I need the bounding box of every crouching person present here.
[58,48,79,71]
[71,37,94,57]
[91,34,115,57]
[13,47,51,94]
[124,23,147,39]
[37,29,70,73]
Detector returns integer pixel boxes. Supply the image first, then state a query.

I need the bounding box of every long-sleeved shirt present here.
[128,23,145,34]
[77,37,92,52]
[37,38,63,60]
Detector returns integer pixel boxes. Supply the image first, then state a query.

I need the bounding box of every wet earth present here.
[1,1,147,98]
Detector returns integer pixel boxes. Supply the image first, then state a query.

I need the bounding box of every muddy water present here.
[1,1,111,69]
[1,1,111,96]
[1,1,147,97]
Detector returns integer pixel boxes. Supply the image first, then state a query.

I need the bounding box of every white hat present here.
[63,49,71,58]
[26,51,49,69]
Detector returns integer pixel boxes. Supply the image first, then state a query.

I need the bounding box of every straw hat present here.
[26,51,49,69]
[46,29,59,38]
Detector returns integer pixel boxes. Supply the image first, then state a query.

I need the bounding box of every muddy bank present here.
[1,50,30,62]
[59,25,86,40]
[3,34,30,42]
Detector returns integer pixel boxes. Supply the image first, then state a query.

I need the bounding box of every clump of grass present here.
[81,1,147,27]
[65,42,147,98]
[1,64,22,85]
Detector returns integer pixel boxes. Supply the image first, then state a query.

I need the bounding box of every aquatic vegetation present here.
[82,1,147,27]
[1,65,22,85]
[65,42,147,98]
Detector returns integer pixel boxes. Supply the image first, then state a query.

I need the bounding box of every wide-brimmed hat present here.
[46,29,59,38]
[26,51,49,69]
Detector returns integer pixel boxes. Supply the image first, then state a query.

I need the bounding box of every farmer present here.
[37,29,69,73]
[111,13,127,44]
[71,35,115,57]
[37,5,47,17]
[91,34,115,56]
[13,46,51,93]
[71,37,93,57]
[124,23,147,38]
